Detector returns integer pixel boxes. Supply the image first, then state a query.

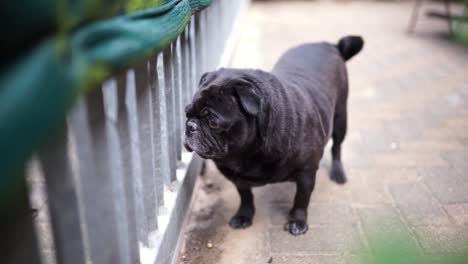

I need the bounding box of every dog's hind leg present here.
[330,102,348,184]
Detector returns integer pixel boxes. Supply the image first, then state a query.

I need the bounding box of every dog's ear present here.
[234,85,261,116]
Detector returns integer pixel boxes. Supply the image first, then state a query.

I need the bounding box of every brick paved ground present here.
[177,1,468,263]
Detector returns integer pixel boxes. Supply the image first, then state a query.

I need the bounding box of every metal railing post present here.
[163,47,178,183]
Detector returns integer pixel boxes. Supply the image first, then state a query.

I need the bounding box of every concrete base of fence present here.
[141,153,203,264]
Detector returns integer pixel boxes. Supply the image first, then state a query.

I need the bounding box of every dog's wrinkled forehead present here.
[186,69,250,116]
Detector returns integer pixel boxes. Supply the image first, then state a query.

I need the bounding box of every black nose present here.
[186,121,198,135]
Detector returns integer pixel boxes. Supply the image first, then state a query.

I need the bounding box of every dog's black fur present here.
[185,36,364,235]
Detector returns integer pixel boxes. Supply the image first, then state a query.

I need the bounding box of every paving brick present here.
[421,168,468,204]
[345,255,370,264]
[424,255,468,264]
[259,182,295,204]
[412,226,468,253]
[446,118,468,131]
[398,141,464,153]
[358,207,420,252]
[444,203,468,227]
[390,183,450,226]
[270,255,345,264]
[443,152,468,183]
[374,153,448,168]
[358,207,404,231]
[381,168,420,184]
[311,171,352,203]
[270,203,356,226]
[269,224,367,254]
[347,172,394,205]
[423,127,460,141]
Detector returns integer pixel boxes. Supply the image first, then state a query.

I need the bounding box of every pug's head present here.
[184,68,262,160]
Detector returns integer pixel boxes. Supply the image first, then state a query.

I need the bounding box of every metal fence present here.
[18,0,248,263]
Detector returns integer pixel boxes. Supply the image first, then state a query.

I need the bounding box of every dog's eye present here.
[199,73,208,85]
[201,109,209,117]
[208,119,220,129]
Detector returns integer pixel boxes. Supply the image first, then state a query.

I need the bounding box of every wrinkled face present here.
[184,69,261,160]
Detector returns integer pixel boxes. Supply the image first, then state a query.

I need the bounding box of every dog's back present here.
[272,36,363,94]
[272,42,347,139]
[261,36,363,166]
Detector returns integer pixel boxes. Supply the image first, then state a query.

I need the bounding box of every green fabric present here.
[1,0,123,64]
[0,0,212,206]
[0,0,183,64]
[127,0,168,12]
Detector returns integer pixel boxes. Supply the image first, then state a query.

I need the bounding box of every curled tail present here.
[336,36,364,61]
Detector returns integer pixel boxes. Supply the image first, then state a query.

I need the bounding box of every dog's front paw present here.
[229,214,253,229]
[284,220,309,236]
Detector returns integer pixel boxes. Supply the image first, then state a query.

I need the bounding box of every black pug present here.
[184,36,364,235]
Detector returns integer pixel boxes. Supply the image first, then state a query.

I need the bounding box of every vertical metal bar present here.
[163,46,177,183]
[190,16,198,96]
[181,26,190,126]
[180,27,187,111]
[203,9,211,70]
[114,74,147,250]
[172,40,182,161]
[194,12,204,82]
[186,23,193,103]
[213,2,218,67]
[38,125,86,264]
[221,0,228,51]
[226,0,233,55]
[69,90,128,264]
[27,159,58,264]
[150,54,165,206]
[125,68,156,243]
[210,2,218,68]
[201,8,208,70]
[156,52,172,186]
[104,76,140,262]
[208,1,214,64]
[205,6,211,69]
[215,0,222,62]
[101,79,135,263]
[134,63,159,234]
[178,35,186,152]
[215,0,221,61]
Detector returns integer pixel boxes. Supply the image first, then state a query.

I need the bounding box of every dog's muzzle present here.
[185,120,198,136]
[184,120,198,152]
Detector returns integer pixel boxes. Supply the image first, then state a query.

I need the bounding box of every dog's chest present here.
[215,159,292,187]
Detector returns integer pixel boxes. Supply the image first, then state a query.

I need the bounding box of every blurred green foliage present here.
[453,20,468,46]
[126,0,167,12]
[357,223,468,264]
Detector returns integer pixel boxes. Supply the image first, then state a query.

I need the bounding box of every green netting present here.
[0,0,212,207]
[0,0,175,64]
